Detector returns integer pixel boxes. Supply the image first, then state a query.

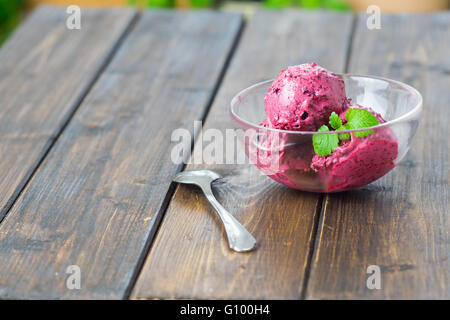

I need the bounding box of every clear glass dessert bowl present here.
[230,74,423,193]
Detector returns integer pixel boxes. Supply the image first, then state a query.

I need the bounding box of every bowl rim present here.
[230,74,423,135]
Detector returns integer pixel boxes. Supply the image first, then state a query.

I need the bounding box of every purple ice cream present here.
[263,62,349,131]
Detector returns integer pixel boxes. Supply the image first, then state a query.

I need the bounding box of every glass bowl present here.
[230,74,423,193]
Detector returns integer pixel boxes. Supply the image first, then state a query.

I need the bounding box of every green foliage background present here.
[0,0,25,44]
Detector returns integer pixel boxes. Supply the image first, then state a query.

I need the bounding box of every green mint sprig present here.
[329,112,350,140]
[329,112,342,130]
[312,108,379,157]
[344,108,379,138]
[312,125,339,157]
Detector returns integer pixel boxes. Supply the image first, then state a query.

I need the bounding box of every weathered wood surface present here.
[0,10,242,299]
[132,10,354,300]
[1,7,448,300]
[0,6,137,222]
[306,13,450,299]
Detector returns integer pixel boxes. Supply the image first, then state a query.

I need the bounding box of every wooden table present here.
[0,5,448,300]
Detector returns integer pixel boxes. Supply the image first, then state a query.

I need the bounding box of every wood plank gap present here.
[299,193,324,299]
[0,8,140,225]
[191,19,246,152]
[301,13,357,299]
[122,17,246,300]
[343,14,357,75]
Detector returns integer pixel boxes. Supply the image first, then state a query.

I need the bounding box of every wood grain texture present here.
[132,10,354,300]
[0,5,137,221]
[0,10,242,299]
[307,13,450,299]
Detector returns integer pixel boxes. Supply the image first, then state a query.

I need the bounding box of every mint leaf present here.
[313,125,339,157]
[345,108,379,138]
[330,112,349,140]
[336,124,350,140]
[313,108,379,156]
[329,112,342,130]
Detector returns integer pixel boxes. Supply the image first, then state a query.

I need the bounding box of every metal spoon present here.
[173,170,256,252]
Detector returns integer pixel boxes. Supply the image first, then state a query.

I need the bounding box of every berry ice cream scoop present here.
[263,62,349,131]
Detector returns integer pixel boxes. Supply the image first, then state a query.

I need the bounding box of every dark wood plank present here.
[0,5,137,221]
[307,12,450,299]
[0,10,242,299]
[132,10,354,300]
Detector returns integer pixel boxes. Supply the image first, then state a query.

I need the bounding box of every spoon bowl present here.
[173,169,222,185]
[173,170,256,252]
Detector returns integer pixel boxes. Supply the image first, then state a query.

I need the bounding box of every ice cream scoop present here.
[263,62,349,131]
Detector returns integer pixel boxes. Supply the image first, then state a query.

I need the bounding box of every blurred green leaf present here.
[0,0,23,23]
[323,0,350,11]
[0,0,24,45]
[190,0,213,8]
[299,0,322,9]
[263,0,292,9]
[147,0,174,8]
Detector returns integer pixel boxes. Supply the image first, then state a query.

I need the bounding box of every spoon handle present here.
[201,185,256,252]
